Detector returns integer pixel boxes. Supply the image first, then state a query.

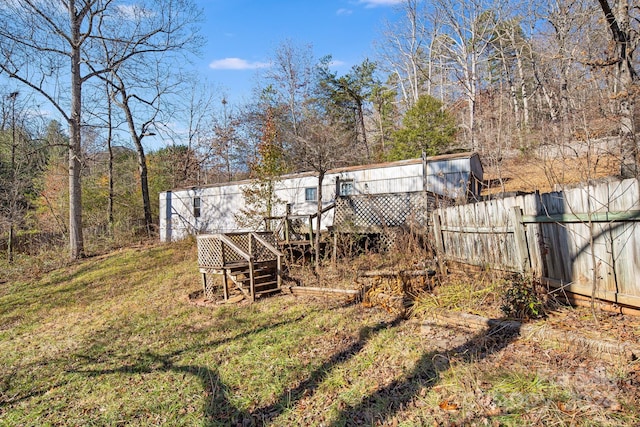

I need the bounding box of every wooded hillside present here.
[0,0,637,258]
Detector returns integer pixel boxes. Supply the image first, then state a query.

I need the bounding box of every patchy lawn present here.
[1,241,639,426]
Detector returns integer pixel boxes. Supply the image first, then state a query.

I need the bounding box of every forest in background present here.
[0,0,638,260]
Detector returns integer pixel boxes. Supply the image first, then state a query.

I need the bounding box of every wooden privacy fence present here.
[432,178,640,308]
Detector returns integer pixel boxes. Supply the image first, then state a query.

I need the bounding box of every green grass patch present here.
[411,276,500,318]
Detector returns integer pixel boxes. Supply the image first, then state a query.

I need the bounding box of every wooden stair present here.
[226,260,281,300]
[198,232,284,303]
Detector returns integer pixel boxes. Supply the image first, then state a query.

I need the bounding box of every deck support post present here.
[276,254,282,289]
[222,270,229,301]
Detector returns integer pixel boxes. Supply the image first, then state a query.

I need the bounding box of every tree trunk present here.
[614,1,637,178]
[597,0,638,178]
[467,59,477,150]
[559,60,571,141]
[133,138,153,235]
[7,94,16,263]
[498,39,521,131]
[117,82,154,236]
[68,4,84,259]
[106,84,114,233]
[355,99,370,160]
[315,172,324,272]
[531,57,557,122]
[514,48,530,129]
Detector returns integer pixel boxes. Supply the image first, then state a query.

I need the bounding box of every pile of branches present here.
[357,269,437,316]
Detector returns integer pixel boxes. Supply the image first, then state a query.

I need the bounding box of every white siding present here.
[159,154,482,241]
[330,163,424,195]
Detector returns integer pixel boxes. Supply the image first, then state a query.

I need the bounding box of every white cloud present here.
[336,8,353,16]
[208,58,270,70]
[358,0,403,7]
[116,4,155,19]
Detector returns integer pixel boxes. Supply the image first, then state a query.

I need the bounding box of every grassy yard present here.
[1,241,638,426]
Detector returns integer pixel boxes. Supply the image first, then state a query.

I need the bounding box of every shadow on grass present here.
[66,305,334,425]
[67,306,521,426]
[67,305,401,426]
[242,315,520,425]
[0,375,70,408]
[77,350,245,425]
[328,321,522,426]
[250,317,404,424]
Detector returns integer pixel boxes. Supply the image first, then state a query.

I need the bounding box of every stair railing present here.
[215,233,255,300]
[251,232,284,290]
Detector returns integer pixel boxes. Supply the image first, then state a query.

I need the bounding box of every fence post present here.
[511,206,530,273]
[432,212,446,275]
[308,215,314,265]
[332,229,338,266]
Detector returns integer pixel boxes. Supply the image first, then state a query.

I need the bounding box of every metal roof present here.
[167,152,481,192]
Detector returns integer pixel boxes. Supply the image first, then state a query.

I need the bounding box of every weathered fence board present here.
[434,178,640,307]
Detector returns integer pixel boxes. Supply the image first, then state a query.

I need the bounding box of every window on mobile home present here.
[193,197,201,218]
[339,180,354,196]
[305,187,317,202]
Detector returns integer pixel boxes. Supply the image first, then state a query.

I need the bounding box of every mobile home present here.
[159,152,483,242]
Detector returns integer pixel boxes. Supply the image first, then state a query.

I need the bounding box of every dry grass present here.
[1,241,639,426]
[483,153,620,195]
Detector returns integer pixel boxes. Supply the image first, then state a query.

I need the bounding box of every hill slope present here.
[1,242,639,426]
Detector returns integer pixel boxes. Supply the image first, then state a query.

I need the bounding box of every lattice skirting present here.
[334,192,444,232]
[200,268,223,300]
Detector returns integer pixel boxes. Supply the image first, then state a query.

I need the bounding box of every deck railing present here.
[264,203,336,244]
[197,231,281,268]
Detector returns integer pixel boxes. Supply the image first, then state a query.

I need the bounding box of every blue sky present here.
[195,0,403,103]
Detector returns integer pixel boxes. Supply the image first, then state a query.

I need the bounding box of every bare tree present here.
[260,40,316,139]
[0,1,95,258]
[489,17,534,132]
[180,81,219,187]
[0,0,201,257]
[1,91,21,262]
[209,97,244,183]
[96,1,202,236]
[376,0,447,110]
[106,71,160,235]
[596,0,639,178]
[543,0,598,140]
[291,113,351,269]
[433,0,506,150]
[0,91,45,262]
